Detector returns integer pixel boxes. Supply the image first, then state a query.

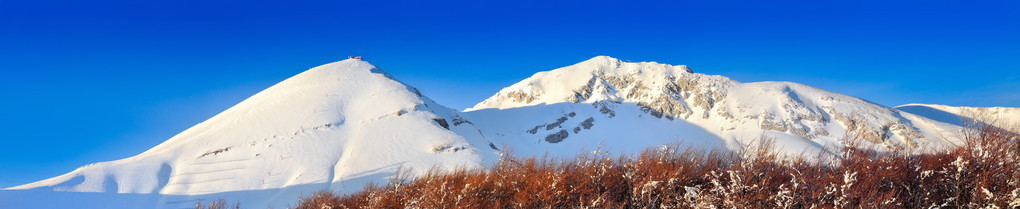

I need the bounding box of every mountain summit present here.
[470,56,694,110]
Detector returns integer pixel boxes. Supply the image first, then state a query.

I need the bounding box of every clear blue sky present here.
[1,0,1017,187]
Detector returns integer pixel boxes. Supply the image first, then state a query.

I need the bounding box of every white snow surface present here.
[3,56,995,208]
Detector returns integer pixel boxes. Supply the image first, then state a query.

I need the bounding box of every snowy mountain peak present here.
[577,55,622,66]
[468,56,701,110]
[576,56,693,74]
[9,59,495,207]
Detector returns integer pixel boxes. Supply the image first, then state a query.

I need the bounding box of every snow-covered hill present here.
[4,56,993,208]
[6,59,496,208]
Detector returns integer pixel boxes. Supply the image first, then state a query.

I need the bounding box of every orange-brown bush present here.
[297,125,1019,209]
[194,199,239,209]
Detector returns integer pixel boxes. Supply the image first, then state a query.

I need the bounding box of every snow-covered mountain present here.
[5,59,497,208]
[467,56,964,156]
[4,56,994,208]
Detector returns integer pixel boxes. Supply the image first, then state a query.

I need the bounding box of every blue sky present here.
[0,0,1017,187]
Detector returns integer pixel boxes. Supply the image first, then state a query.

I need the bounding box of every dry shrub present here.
[296,125,1019,209]
[194,199,239,209]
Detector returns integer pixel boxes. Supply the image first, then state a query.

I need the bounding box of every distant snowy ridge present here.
[5,56,999,208]
[897,103,1020,128]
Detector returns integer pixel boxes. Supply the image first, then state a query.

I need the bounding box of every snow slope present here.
[897,103,1020,129]
[6,59,496,208]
